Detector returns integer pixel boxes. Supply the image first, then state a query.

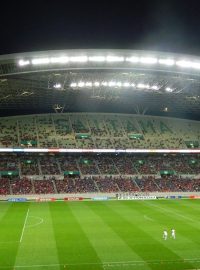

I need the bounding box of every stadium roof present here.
[0,49,200,119]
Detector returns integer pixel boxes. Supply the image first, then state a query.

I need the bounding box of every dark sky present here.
[1,0,200,55]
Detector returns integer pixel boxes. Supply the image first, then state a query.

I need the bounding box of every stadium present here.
[0,49,200,270]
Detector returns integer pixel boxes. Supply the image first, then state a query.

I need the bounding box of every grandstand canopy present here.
[0,49,200,119]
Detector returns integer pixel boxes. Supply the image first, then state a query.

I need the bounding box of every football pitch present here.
[0,199,200,270]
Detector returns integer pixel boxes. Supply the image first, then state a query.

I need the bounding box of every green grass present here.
[0,199,200,269]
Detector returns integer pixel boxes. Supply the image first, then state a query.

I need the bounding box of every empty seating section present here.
[54,115,76,148]
[19,117,37,147]
[0,113,199,149]
[37,116,57,147]
[0,119,18,147]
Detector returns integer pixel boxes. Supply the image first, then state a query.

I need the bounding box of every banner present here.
[64,197,83,201]
[118,195,156,200]
[7,198,27,202]
[92,196,109,201]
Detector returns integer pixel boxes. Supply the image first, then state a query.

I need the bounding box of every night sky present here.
[1,0,200,56]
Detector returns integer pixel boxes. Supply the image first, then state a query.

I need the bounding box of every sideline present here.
[19,208,29,243]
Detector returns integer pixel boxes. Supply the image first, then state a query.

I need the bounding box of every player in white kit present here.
[163,230,168,240]
[171,228,176,239]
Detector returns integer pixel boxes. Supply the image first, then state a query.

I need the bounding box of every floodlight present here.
[69,56,88,62]
[89,56,106,62]
[106,56,124,62]
[102,82,108,86]
[151,85,159,90]
[131,83,135,87]
[32,58,50,65]
[108,81,116,87]
[78,82,85,87]
[18,59,30,66]
[137,83,150,89]
[116,82,122,87]
[166,87,173,92]
[50,56,69,63]
[123,82,130,87]
[176,60,192,68]
[85,82,92,87]
[70,83,77,88]
[158,59,175,66]
[53,83,62,89]
[126,56,140,63]
[140,57,157,64]
[94,82,100,87]
[190,62,200,69]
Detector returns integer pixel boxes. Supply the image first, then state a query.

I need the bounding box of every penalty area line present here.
[20,208,29,243]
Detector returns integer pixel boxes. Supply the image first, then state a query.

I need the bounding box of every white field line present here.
[0,258,200,269]
[26,216,44,228]
[20,208,29,243]
[143,215,154,221]
[145,202,195,222]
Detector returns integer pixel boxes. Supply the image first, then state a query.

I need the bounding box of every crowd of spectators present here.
[40,156,60,175]
[20,158,39,175]
[94,176,120,192]
[10,177,33,194]
[33,179,55,194]
[0,178,10,195]
[135,176,160,192]
[0,175,200,195]
[115,177,140,192]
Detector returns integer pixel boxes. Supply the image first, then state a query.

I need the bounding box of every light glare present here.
[140,57,157,64]
[70,83,77,87]
[89,56,105,62]
[32,58,50,65]
[158,59,175,66]
[18,59,30,66]
[106,56,124,62]
[126,56,139,63]
[70,56,88,62]
[50,56,69,63]
[53,83,61,89]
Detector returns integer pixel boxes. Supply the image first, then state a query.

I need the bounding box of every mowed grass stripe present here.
[144,200,200,242]
[49,202,104,270]
[116,200,200,266]
[15,202,60,270]
[0,202,11,221]
[0,202,29,269]
[156,199,200,223]
[69,201,151,269]
[89,201,194,270]
[142,200,200,253]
